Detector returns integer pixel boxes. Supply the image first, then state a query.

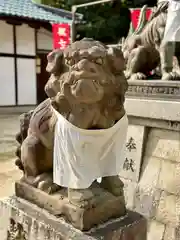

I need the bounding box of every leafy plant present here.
[39,0,155,43]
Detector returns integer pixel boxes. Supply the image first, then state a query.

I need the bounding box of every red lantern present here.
[52,23,71,49]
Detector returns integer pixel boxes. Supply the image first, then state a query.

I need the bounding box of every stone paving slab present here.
[0,159,21,198]
[0,114,19,160]
[0,114,21,197]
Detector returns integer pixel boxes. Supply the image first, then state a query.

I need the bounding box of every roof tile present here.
[0,0,72,23]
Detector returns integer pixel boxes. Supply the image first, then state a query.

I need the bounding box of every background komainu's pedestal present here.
[0,196,147,240]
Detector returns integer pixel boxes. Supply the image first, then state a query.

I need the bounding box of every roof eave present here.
[0,13,72,25]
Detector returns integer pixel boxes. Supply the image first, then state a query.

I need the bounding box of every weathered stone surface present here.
[131,156,162,218]
[126,80,180,101]
[128,115,180,132]
[121,156,162,215]
[145,129,180,162]
[118,122,180,239]
[156,192,180,227]
[125,98,180,122]
[123,97,180,239]
[15,181,126,231]
[121,156,162,220]
[134,187,161,219]
[138,156,161,191]
[163,226,180,240]
[122,178,137,209]
[0,196,147,240]
[158,161,180,195]
[147,220,165,240]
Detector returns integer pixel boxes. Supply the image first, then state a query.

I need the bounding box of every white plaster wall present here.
[0,57,15,106]
[37,28,52,51]
[17,58,36,105]
[0,21,14,54]
[16,24,35,55]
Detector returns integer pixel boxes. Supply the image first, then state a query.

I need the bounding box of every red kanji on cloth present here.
[130,8,153,30]
[52,23,71,49]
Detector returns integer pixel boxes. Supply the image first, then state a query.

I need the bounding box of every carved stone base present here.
[15,181,126,231]
[0,196,147,240]
[126,80,180,100]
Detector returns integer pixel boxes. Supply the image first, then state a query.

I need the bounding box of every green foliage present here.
[41,0,155,43]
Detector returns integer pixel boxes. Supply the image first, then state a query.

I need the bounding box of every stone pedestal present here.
[122,80,180,239]
[0,196,147,240]
[15,181,127,231]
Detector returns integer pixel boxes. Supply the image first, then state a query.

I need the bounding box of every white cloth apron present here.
[163,0,180,42]
[53,108,128,189]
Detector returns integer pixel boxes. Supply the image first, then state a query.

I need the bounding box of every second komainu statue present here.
[15,38,128,230]
[122,1,180,81]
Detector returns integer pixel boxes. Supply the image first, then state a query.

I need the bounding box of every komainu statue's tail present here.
[15,110,34,171]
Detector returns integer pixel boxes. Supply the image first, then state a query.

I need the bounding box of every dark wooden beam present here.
[28,23,41,29]
[13,25,18,105]
[6,20,22,26]
[0,53,36,58]
[0,16,51,30]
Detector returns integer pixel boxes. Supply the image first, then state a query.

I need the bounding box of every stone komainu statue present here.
[15,38,128,208]
[122,2,180,81]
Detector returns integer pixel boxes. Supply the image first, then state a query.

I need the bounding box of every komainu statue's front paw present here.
[38,180,60,194]
[161,71,180,81]
[68,188,95,208]
[100,176,124,197]
[21,173,61,194]
[35,173,61,194]
[129,72,147,81]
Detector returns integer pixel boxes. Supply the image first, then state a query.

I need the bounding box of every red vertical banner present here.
[52,23,71,49]
[130,9,140,30]
[130,8,153,31]
[146,9,152,21]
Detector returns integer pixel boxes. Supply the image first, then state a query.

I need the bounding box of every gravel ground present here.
[0,114,22,197]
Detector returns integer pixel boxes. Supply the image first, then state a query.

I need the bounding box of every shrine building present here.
[0,0,76,108]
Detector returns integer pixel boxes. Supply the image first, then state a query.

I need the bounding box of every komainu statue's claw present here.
[68,188,95,208]
[161,71,180,81]
[129,72,147,81]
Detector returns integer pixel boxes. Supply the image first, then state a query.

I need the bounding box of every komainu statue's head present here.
[47,38,128,128]
[57,38,126,102]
